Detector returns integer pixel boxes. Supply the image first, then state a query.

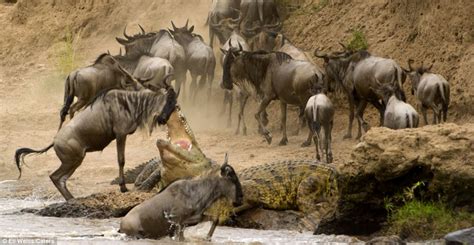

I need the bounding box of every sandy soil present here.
[0,0,472,202]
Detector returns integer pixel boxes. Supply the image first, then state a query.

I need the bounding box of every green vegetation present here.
[56,28,82,76]
[383,181,474,240]
[387,200,474,240]
[346,29,369,51]
[312,0,328,12]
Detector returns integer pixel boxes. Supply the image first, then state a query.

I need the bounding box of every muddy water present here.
[0,181,362,244]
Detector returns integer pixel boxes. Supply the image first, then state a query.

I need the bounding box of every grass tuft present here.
[387,200,474,240]
[56,27,82,76]
[346,29,369,51]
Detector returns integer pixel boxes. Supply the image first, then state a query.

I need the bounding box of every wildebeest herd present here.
[13,0,451,241]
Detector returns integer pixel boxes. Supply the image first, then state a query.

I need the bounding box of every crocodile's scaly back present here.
[238,160,338,211]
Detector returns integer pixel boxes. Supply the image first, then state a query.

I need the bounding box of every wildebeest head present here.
[373,83,404,105]
[169,19,196,47]
[115,25,162,55]
[406,59,434,95]
[220,153,243,207]
[248,30,278,51]
[220,40,244,90]
[314,48,353,91]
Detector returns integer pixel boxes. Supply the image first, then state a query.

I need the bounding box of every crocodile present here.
[113,104,339,230]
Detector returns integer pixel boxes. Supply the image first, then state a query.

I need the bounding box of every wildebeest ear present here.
[116,37,128,45]
[188,25,194,33]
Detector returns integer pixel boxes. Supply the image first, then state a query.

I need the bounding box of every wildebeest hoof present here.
[279,138,288,146]
[301,141,311,147]
[264,133,272,144]
[120,185,129,193]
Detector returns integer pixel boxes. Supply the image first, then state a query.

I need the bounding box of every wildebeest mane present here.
[114,49,154,72]
[93,53,111,65]
[191,33,204,42]
[125,30,174,56]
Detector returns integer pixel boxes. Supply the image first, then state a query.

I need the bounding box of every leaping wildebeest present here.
[15,84,177,201]
[315,46,407,139]
[58,53,145,129]
[116,27,187,97]
[206,0,242,47]
[170,20,216,102]
[406,59,450,125]
[119,154,243,240]
[221,45,324,145]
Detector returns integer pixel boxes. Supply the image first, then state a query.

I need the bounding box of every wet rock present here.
[317,123,474,235]
[444,227,474,245]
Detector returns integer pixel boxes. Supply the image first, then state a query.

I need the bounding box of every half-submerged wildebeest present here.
[170,20,216,102]
[315,46,406,139]
[222,45,324,145]
[116,27,187,97]
[15,84,177,201]
[58,53,145,129]
[376,84,419,129]
[406,59,450,125]
[303,86,334,163]
[119,154,243,241]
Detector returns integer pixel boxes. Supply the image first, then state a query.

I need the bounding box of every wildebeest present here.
[15,85,177,201]
[376,84,419,129]
[247,30,277,51]
[58,53,145,129]
[315,47,406,139]
[220,36,250,128]
[113,49,174,90]
[406,59,450,125]
[170,20,216,102]
[119,154,243,241]
[303,88,334,163]
[206,0,241,47]
[222,46,324,145]
[239,0,281,38]
[274,33,315,63]
[116,27,187,96]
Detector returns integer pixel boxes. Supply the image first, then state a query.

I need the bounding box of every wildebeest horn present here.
[229,39,233,48]
[138,24,145,34]
[116,37,129,45]
[238,41,243,51]
[123,25,132,40]
[185,19,189,29]
[119,48,122,56]
[107,50,111,55]
[314,48,328,58]
[407,59,415,71]
[426,63,433,71]
[171,21,177,31]
[223,152,229,166]
[339,42,348,50]
[162,73,174,89]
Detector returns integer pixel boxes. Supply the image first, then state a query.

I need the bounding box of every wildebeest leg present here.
[236,92,249,135]
[116,136,129,193]
[421,104,429,125]
[442,102,448,122]
[206,218,219,241]
[295,106,305,135]
[313,122,321,161]
[255,97,273,144]
[301,116,313,147]
[343,91,355,139]
[227,91,233,127]
[279,102,288,146]
[372,100,385,126]
[51,144,85,201]
[431,103,440,124]
[190,73,198,102]
[355,100,368,140]
[68,99,87,119]
[325,121,333,163]
[207,68,214,102]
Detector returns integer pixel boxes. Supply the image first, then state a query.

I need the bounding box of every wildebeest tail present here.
[15,143,54,179]
[312,102,321,133]
[439,82,450,108]
[59,74,75,130]
[394,67,406,101]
